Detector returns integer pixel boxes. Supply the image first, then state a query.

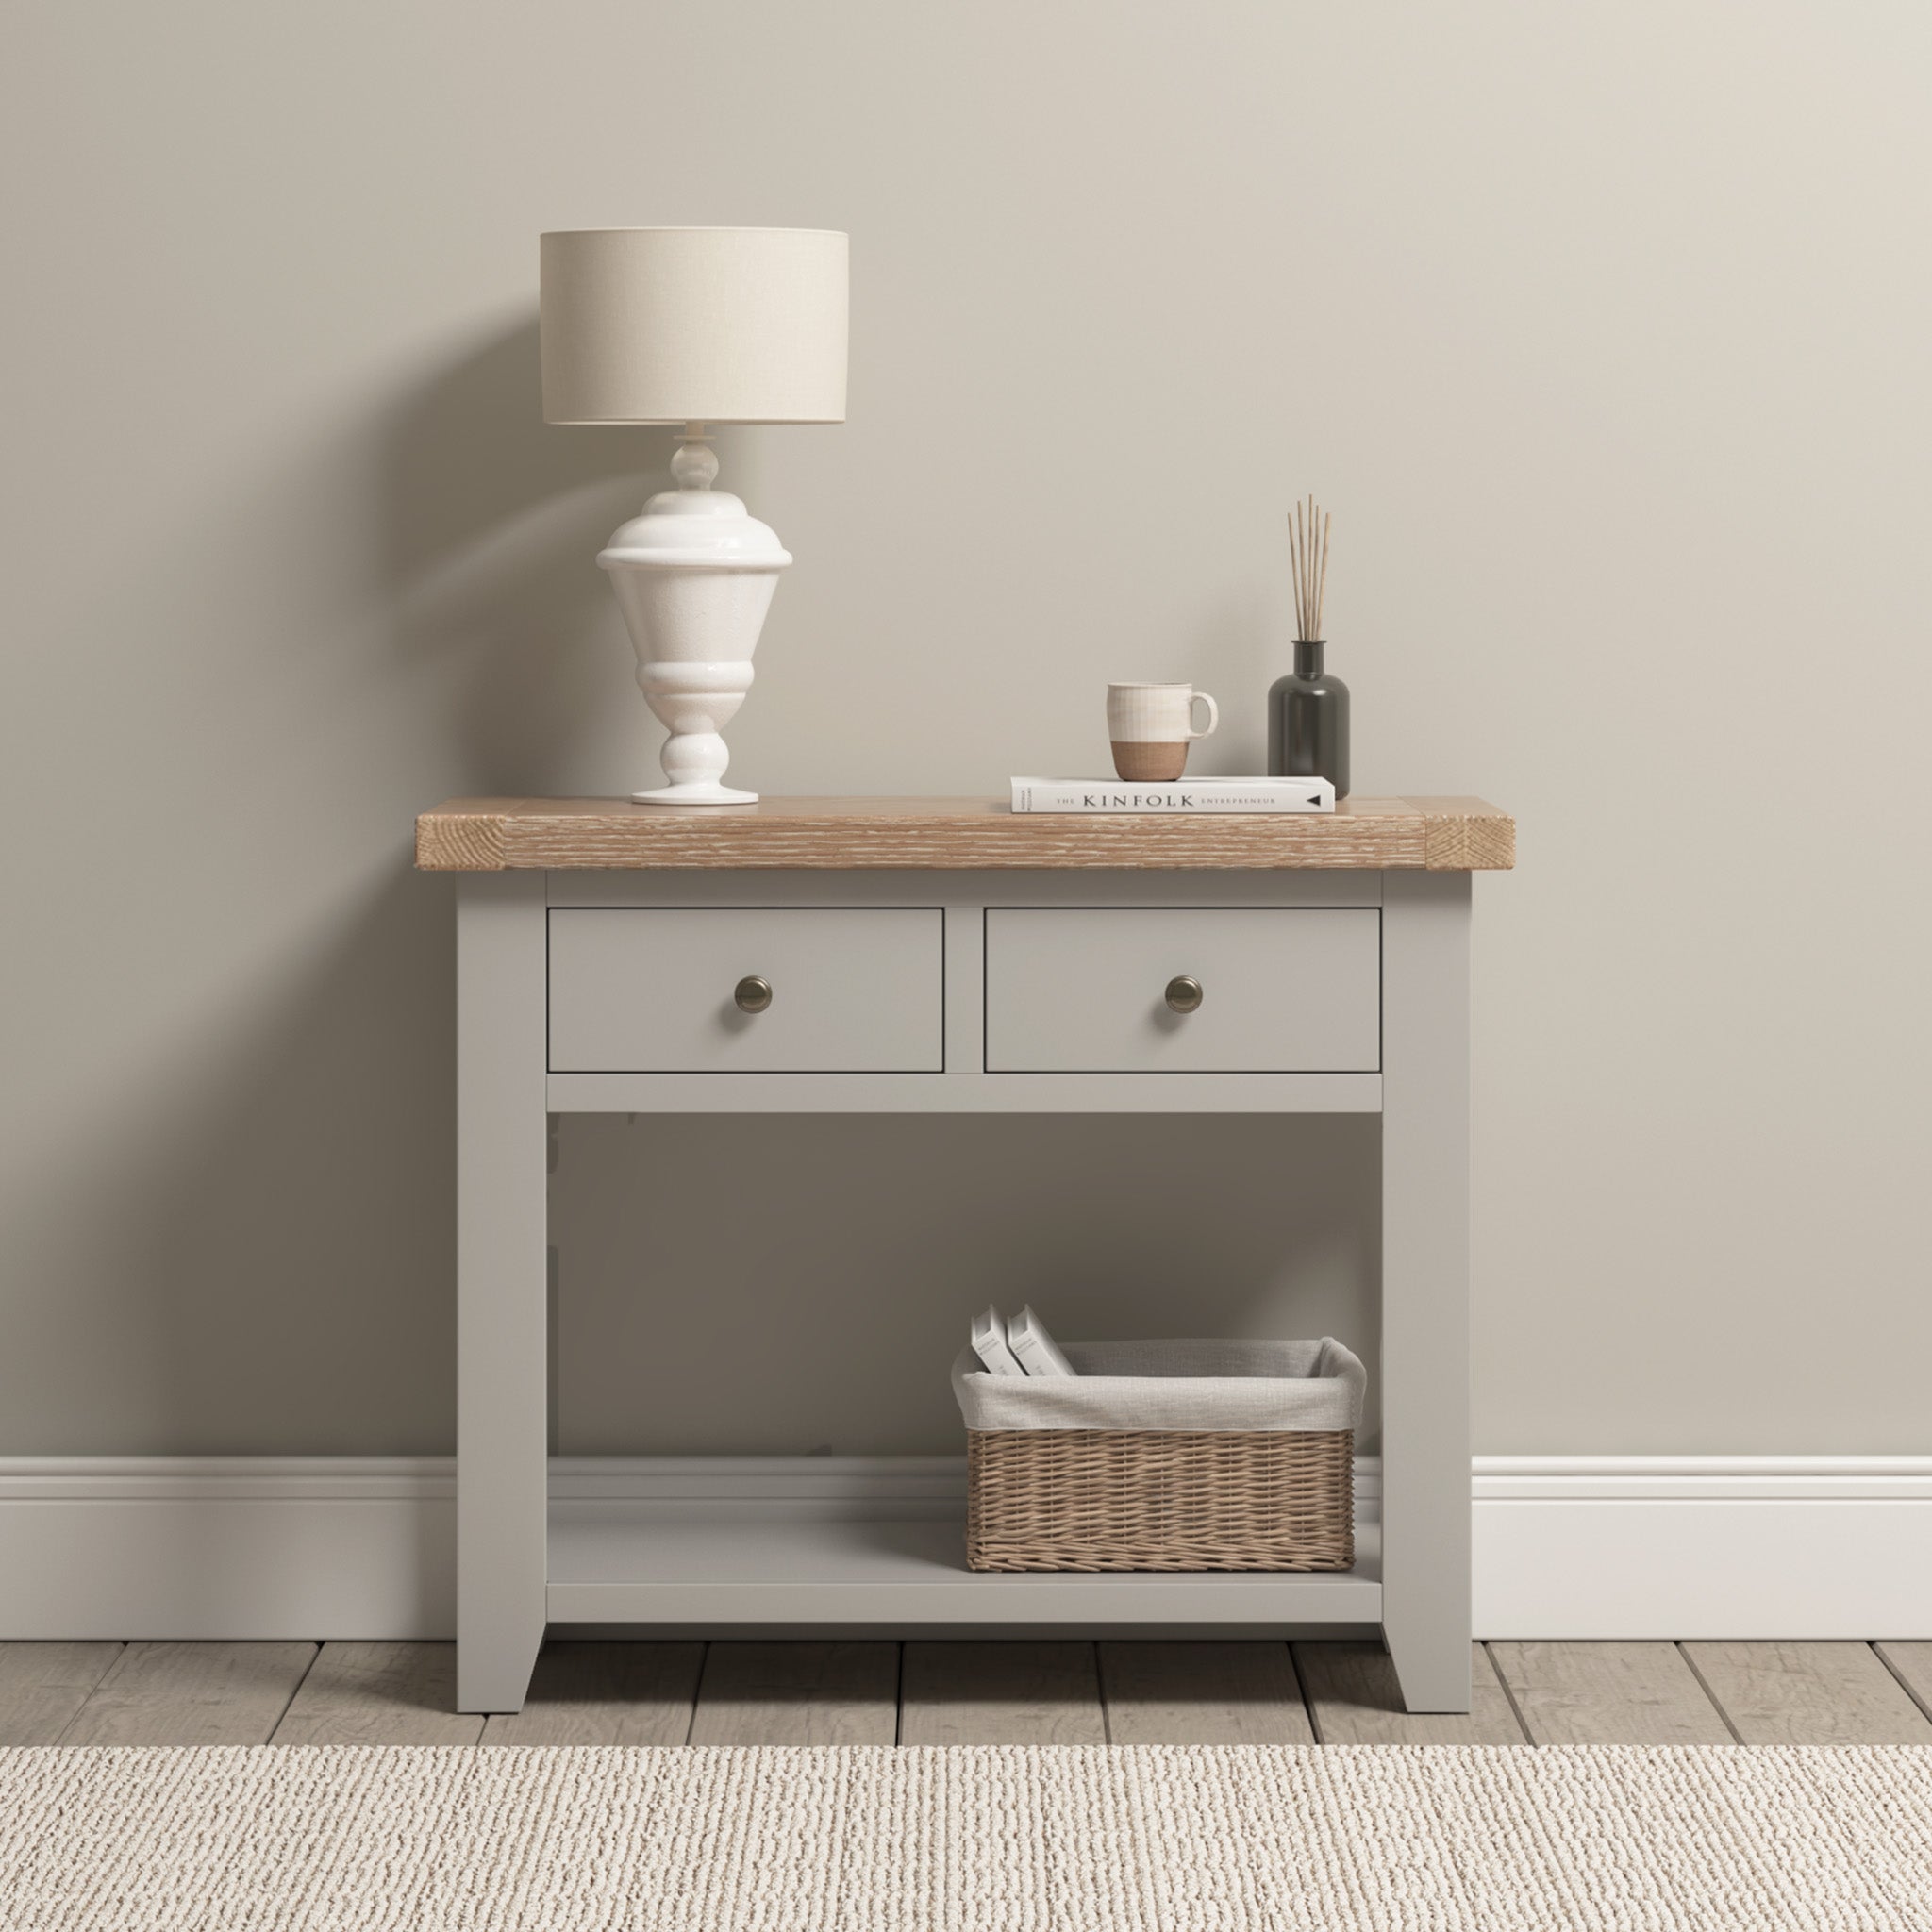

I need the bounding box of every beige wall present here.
[2,1,1927,1457]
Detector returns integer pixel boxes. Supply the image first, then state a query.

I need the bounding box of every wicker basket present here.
[954,1338,1363,1574]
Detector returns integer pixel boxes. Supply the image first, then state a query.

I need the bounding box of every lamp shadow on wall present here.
[375,315,689,792]
[10,324,700,1456]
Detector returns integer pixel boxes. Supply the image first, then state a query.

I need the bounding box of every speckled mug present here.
[1107,683,1219,781]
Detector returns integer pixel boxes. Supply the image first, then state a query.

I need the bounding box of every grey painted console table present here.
[417,794,1515,1714]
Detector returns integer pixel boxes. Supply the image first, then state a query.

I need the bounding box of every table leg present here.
[1380,870,1473,1712]
[456,872,549,1712]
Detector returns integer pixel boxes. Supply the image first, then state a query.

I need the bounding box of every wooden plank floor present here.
[10,1640,1932,1745]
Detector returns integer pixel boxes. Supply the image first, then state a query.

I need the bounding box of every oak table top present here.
[415,795,1514,873]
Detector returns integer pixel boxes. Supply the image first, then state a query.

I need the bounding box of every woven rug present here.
[4,1744,1929,1929]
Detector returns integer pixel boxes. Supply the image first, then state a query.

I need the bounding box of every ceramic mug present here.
[1107,682,1219,781]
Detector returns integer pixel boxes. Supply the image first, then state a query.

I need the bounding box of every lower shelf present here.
[546,1506,1383,1625]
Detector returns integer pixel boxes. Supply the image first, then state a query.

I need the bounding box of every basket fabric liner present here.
[951,1337,1365,1435]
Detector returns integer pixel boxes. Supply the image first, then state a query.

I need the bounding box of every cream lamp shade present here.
[540,227,848,425]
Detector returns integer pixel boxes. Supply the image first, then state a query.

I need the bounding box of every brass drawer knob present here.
[734,974,774,1014]
[1164,974,1204,1014]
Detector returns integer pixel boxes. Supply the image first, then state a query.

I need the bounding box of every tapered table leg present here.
[456,873,548,1712]
[1380,871,1473,1713]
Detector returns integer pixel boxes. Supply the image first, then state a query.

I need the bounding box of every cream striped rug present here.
[4,1744,1929,1928]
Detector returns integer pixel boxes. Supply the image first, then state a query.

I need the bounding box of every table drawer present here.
[984,908,1380,1072]
[549,908,944,1073]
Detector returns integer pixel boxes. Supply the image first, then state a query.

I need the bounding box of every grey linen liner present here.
[952,1338,1365,1434]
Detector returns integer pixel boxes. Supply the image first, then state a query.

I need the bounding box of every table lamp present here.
[541,227,849,804]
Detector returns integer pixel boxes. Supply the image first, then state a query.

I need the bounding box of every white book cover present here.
[1008,1306,1077,1377]
[1010,776,1335,814]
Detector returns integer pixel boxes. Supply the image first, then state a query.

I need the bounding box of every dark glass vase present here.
[1267,640,1350,799]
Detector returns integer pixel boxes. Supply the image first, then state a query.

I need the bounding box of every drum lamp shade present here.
[540,227,849,425]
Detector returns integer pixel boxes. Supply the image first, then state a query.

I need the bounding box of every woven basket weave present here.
[966,1425,1355,1573]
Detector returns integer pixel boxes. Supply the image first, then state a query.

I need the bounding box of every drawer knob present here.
[1164,974,1204,1014]
[734,974,774,1014]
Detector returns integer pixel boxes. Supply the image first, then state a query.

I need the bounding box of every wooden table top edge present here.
[414,795,1515,873]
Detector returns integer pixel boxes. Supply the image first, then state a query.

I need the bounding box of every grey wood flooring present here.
[7,1641,1928,1746]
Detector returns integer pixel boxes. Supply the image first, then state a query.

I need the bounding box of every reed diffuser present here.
[1267,495,1350,797]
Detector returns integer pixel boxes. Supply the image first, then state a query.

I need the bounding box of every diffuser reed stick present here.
[1290,495,1332,641]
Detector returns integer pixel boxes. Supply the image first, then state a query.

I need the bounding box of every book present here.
[1008,1306,1077,1377]
[969,1306,1025,1376]
[1009,776,1335,814]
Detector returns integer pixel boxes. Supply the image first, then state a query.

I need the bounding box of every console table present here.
[417,794,1514,1714]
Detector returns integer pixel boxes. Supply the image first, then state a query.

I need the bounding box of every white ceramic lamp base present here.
[630,656,758,804]
[599,438,791,807]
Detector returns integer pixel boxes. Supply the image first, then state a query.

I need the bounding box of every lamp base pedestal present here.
[598,432,790,809]
[626,694,760,807]
[632,781,759,806]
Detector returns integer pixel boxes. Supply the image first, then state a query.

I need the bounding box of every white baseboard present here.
[1472,1457,1932,1640]
[2,1455,1926,1641]
[0,1459,457,1641]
